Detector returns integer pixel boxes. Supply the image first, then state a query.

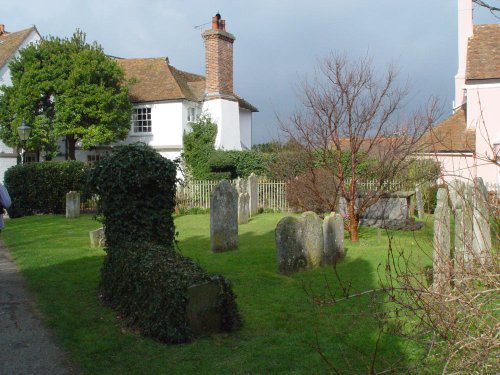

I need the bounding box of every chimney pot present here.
[0,24,5,35]
[220,20,226,31]
[212,16,218,29]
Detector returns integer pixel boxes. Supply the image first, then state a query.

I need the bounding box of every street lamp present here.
[17,120,31,164]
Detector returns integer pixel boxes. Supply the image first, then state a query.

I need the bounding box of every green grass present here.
[2,213,435,374]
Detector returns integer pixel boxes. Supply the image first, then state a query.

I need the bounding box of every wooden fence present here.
[176,179,289,212]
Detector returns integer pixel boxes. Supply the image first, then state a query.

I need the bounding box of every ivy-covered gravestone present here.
[88,143,242,343]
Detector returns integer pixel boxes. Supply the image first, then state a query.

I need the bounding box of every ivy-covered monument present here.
[88,143,242,343]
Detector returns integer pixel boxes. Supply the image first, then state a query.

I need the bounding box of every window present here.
[87,154,100,166]
[24,153,37,163]
[132,107,152,133]
[187,107,196,123]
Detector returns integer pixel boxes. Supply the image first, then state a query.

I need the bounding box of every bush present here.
[87,143,178,247]
[286,168,340,213]
[101,242,242,343]
[4,160,88,218]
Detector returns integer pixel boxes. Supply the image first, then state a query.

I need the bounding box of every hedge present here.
[4,160,88,218]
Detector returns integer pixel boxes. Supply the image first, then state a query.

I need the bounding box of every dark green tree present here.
[0,30,132,160]
[182,113,218,179]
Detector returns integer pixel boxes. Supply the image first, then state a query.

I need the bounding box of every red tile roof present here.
[116,57,258,112]
[466,24,500,80]
[420,107,475,153]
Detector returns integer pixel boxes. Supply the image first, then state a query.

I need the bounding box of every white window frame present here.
[132,106,152,134]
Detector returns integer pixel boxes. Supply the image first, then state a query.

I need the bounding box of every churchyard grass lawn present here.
[2,213,435,374]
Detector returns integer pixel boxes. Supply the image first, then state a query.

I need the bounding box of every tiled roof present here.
[0,27,37,70]
[466,24,500,80]
[420,107,475,153]
[116,57,258,111]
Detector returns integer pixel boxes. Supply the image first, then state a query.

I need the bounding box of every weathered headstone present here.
[210,180,238,252]
[433,188,451,292]
[472,178,492,266]
[248,173,258,216]
[300,212,324,268]
[235,177,247,195]
[89,227,106,248]
[66,191,80,219]
[275,216,305,275]
[449,180,473,269]
[186,281,222,335]
[415,186,424,219]
[322,213,344,265]
[238,192,250,224]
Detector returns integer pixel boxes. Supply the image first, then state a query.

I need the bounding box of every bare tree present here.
[473,0,500,16]
[281,53,438,241]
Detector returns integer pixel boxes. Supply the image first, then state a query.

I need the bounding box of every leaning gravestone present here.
[186,281,222,335]
[275,216,305,275]
[322,213,345,265]
[472,178,492,266]
[238,193,250,224]
[433,188,451,292]
[248,173,258,216]
[66,191,80,219]
[210,180,238,252]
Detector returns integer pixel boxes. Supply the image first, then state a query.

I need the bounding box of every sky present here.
[2,1,499,145]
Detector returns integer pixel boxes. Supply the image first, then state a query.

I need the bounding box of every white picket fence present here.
[176,178,289,212]
[175,178,418,212]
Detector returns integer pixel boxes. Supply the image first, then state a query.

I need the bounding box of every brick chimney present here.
[0,24,5,36]
[202,13,235,98]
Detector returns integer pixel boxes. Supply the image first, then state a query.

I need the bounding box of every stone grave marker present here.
[322,213,344,265]
[66,191,80,219]
[248,173,258,216]
[472,178,492,266]
[238,192,250,224]
[210,180,238,252]
[433,188,451,292]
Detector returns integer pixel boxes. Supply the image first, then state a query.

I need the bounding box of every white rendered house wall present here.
[203,98,242,150]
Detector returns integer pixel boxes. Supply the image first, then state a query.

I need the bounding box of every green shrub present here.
[4,160,88,218]
[207,150,270,179]
[101,242,242,343]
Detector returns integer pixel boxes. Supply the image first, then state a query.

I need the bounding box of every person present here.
[0,183,11,231]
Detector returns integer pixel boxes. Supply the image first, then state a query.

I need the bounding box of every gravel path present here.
[0,241,79,375]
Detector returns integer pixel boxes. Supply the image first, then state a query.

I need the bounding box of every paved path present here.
[0,241,78,375]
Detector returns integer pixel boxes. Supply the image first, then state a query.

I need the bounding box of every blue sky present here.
[2,1,498,144]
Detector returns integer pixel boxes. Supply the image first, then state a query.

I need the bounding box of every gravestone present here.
[449,180,473,269]
[186,281,222,335]
[66,191,80,219]
[275,216,305,274]
[433,188,451,292]
[248,173,258,216]
[238,193,250,224]
[415,186,424,218]
[89,227,106,248]
[472,178,492,266]
[322,213,344,265]
[300,212,324,268]
[235,177,247,195]
[210,180,238,252]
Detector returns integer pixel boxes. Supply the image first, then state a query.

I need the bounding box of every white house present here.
[0,14,257,181]
[419,0,499,186]
[78,13,257,165]
[0,24,41,181]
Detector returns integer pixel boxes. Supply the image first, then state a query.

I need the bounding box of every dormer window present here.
[132,107,152,133]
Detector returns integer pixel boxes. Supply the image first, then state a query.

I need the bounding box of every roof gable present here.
[466,24,500,80]
[0,27,38,70]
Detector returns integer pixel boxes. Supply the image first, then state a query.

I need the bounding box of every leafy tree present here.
[182,113,218,179]
[0,30,132,160]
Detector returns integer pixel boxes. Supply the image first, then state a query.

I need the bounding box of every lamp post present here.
[17,120,31,164]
